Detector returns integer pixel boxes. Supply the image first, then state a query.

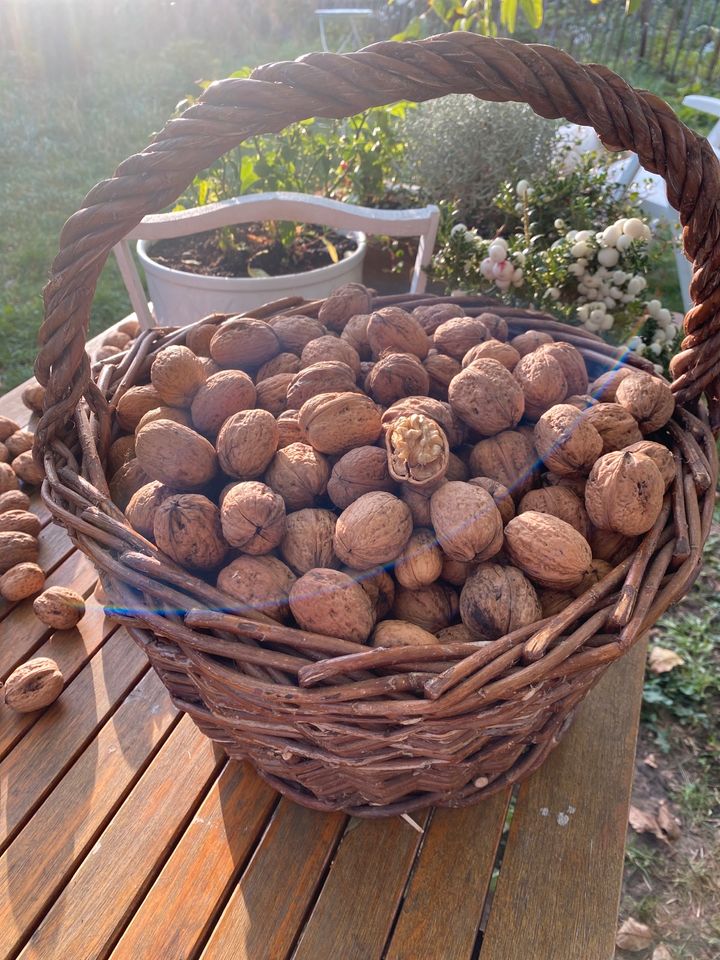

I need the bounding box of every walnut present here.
[463,339,520,371]
[615,372,675,434]
[371,620,438,647]
[538,588,574,617]
[125,481,173,539]
[190,370,256,436]
[116,385,164,431]
[386,414,449,488]
[0,415,20,442]
[218,554,296,623]
[318,282,373,332]
[117,317,141,337]
[394,528,443,590]
[299,392,382,455]
[392,581,458,633]
[543,472,588,499]
[340,314,372,359]
[256,353,302,381]
[135,406,193,434]
[430,481,503,563]
[468,430,537,498]
[460,562,541,640]
[135,420,217,490]
[366,306,430,360]
[585,450,664,536]
[505,512,592,589]
[301,335,361,375]
[382,397,466,448]
[536,341,589,396]
[449,360,524,436]
[446,452,469,482]
[440,554,475,587]
[33,586,85,628]
[185,320,219,357]
[412,303,465,335]
[154,494,228,570]
[4,658,64,713]
[400,480,445,526]
[477,312,509,341]
[198,358,221,378]
[286,361,359,409]
[365,353,430,405]
[101,329,131,350]
[584,403,643,454]
[0,510,41,537]
[467,477,515,524]
[210,316,279,370]
[280,509,339,575]
[268,314,325,353]
[518,486,590,539]
[216,409,278,479]
[289,568,374,643]
[109,459,150,512]
[0,531,38,572]
[436,623,479,643]
[433,316,489,360]
[12,451,45,486]
[150,345,206,407]
[510,330,554,356]
[343,565,396,620]
[21,382,45,415]
[424,352,462,399]
[276,409,303,448]
[220,481,286,553]
[513,350,568,420]
[333,492,413,570]
[0,463,19,494]
[625,440,675,488]
[564,394,598,411]
[589,367,634,401]
[0,562,45,601]
[327,446,395,509]
[589,527,639,563]
[5,429,34,458]
[534,403,603,477]
[571,558,613,597]
[107,435,136,476]
[0,489,30,514]
[265,442,330,510]
[94,345,120,363]
[255,372,292,417]
[0,442,9,464]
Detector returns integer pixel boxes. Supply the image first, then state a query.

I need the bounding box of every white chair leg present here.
[112,241,155,329]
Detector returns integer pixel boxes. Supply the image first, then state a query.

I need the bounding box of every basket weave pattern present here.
[35,34,719,815]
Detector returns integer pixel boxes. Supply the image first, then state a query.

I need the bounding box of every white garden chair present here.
[113,191,441,330]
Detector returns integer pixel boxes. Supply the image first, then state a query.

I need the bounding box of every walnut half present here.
[385,414,449,488]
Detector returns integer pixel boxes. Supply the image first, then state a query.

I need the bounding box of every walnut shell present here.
[518,486,590,539]
[571,558,613,597]
[107,435,136,476]
[256,353,302,381]
[265,442,330,510]
[589,527,639,563]
[366,307,430,360]
[12,451,45,486]
[268,314,325,353]
[300,335,361,376]
[589,367,634,402]
[365,353,430,405]
[467,477,515,525]
[94,344,122,363]
[136,420,217,490]
[0,489,30,514]
[436,623,479,644]
[21,382,45,415]
[392,582,458,633]
[584,403,643,454]
[477,312,509,341]
[424,353,462,399]
[0,415,20,442]
[401,480,444,527]
[0,509,41,537]
[538,588,574,617]
[439,555,476,587]
[116,385,163,431]
[327,446,395,509]
[371,619,438,647]
[343,566,396,620]
[504,511,592,589]
[190,370,256,436]
[125,481,173,539]
[446,452,469,482]
[386,414,449,488]
[0,462,20,494]
[276,410,303,449]
[625,440,675,488]
[280,509,338,575]
[150,345,206,407]
[218,554,296,623]
[299,392,382,455]
[0,442,8,463]
[412,303,465,335]
[340,314,372,359]
[449,360,524,436]
[0,562,46,601]
[220,481,285,553]
[255,372,292,417]
[198,358,222,381]
[135,406,193,434]
[318,283,373,332]
[185,320,219,357]
[334,492,413,570]
[394,528,443,590]
[431,481,503,563]
[534,403,603,477]
[154,494,228,570]
[536,341,589,396]
[463,339,520,371]
[433,316,489,359]
[216,409,278,479]
[468,430,537,498]
[382,397,466,448]
[513,350,568,421]
[460,562,541,640]
[101,329,131,350]
[4,658,64,712]
[5,429,34,458]
[109,459,149,511]
[564,394,598,411]
[33,586,85,628]
[289,568,374,643]
[615,372,675,434]
[210,316,279,370]
[543,472,587,499]
[286,361,359,409]
[585,450,664,536]
[510,330,554,356]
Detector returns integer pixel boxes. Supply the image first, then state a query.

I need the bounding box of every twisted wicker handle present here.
[36,32,720,452]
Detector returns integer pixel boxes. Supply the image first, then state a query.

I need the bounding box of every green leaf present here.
[247,266,270,279]
[519,0,543,29]
[625,0,641,12]
[500,0,518,33]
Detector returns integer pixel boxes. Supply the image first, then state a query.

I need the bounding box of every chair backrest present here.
[113,191,440,330]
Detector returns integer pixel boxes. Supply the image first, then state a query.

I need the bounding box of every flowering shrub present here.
[432,158,681,370]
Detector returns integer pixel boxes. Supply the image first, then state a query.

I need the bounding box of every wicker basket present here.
[35,33,719,817]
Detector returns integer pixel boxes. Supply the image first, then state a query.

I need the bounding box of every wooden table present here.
[0,357,645,960]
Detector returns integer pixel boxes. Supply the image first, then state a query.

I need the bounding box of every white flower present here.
[646,299,662,316]
[585,316,601,332]
[615,235,632,252]
[610,287,623,300]
[597,247,620,268]
[568,262,585,277]
[590,308,606,324]
[512,267,524,283]
[513,252,526,267]
[601,224,622,247]
[495,278,511,292]
[653,328,666,343]
[514,202,524,213]
[545,286,560,300]
[649,341,663,356]
[575,230,594,242]
[623,217,651,241]
[571,241,591,259]
[657,307,672,324]
[554,218,566,230]
[516,179,531,198]
[603,296,615,309]
[492,260,512,279]
[566,230,578,242]
[577,257,589,268]
[480,257,494,280]
[599,313,615,331]
[627,275,647,295]
[451,223,467,237]
[612,270,628,284]
[615,218,628,231]
[627,336,644,355]
[488,241,507,263]
[577,304,590,321]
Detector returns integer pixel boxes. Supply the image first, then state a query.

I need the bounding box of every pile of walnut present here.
[106,283,676,649]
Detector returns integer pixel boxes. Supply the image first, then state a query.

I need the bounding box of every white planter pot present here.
[137,232,367,327]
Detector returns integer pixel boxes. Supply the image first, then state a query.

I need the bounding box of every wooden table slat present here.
[0,668,177,960]
[111,762,277,960]
[385,791,513,960]
[478,640,649,960]
[200,800,346,960]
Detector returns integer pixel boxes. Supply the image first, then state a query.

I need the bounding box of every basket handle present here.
[36,32,720,453]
